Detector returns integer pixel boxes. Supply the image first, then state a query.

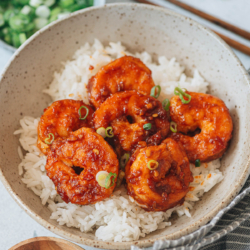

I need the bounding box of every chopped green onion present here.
[78,106,89,120]
[0,14,4,27]
[162,98,170,111]
[147,160,159,170]
[44,0,56,7]
[150,85,161,99]
[170,121,177,133]
[195,159,201,167]
[19,33,27,44]
[59,0,74,8]
[105,172,117,189]
[21,5,32,15]
[34,17,48,29]
[116,171,125,188]
[143,123,152,130]
[29,0,42,8]
[174,87,191,104]
[45,133,54,144]
[36,5,50,18]
[105,127,114,138]
[120,153,130,169]
[96,127,106,138]
[96,171,108,187]
[9,14,32,32]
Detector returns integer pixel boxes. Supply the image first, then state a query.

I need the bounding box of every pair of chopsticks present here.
[136,0,250,56]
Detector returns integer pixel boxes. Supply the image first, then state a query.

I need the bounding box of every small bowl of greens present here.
[0,0,94,51]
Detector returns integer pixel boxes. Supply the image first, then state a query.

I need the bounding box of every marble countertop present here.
[0,0,250,249]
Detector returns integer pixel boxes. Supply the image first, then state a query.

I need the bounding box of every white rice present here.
[15,40,224,242]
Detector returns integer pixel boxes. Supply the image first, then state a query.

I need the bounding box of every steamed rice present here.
[15,40,224,242]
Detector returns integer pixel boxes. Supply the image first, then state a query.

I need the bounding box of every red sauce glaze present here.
[94,91,170,155]
[87,56,155,108]
[170,92,233,163]
[37,99,94,155]
[125,138,193,211]
[45,128,119,205]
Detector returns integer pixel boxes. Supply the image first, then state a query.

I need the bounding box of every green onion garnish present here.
[78,106,89,120]
[170,121,177,133]
[105,127,114,138]
[150,85,161,98]
[96,127,106,138]
[162,98,170,111]
[44,133,54,145]
[143,123,152,130]
[147,160,159,170]
[105,172,117,189]
[195,159,201,167]
[120,153,130,169]
[174,87,191,104]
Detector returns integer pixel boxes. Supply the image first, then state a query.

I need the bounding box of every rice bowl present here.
[0,3,250,249]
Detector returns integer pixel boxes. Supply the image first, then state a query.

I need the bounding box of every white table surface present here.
[0,1,250,249]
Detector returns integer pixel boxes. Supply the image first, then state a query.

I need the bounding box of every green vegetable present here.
[150,85,161,99]
[170,121,177,133]
[78,105,89,120]
[174,87,192,104]
[195,159,201,167]
[162,98,170,111]
[0,14,4,27]
[143,123,152,130]
[0,0,94,48]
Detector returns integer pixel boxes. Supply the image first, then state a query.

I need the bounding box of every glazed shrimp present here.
[125,138,193,211]
[87,56,155,108]
[170,92,233,163]
[37,99,94,155]
[94,91,169,154]
[45,127,119,205]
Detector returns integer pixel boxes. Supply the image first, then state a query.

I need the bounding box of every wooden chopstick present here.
[164,0,250,41]
[135,0,250,56]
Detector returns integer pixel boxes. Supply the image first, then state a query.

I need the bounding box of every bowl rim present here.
[1,2,250,249]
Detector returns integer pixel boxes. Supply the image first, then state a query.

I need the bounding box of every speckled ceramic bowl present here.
[0,3,250,250]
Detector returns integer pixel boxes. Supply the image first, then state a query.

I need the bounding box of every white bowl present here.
[0,3,250,249]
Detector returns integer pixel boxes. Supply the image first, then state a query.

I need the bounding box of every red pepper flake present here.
[89,65,94,70]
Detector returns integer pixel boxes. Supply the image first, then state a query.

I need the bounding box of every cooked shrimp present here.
[94,91,169,154]
[170,91,233,163]
[87,56,155,108]
[125,138,193,211]
[45,127,119,205]
[37,99,94,155]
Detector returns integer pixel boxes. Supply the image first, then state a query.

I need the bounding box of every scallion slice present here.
[174,87,191,104]
[105,127,114,138]
[162,98,170,111]
[116,170,125,188]
[195,159,201,167]
[96,171,108,188]
[96,127,106,138]
[150,85,161,99]
[105,172,117,189]
[147,160,159,170]
[44,133,54,144]
[170,121,177,133]
[143,123,152,130]
[78,105,89,120]
[120,153,130,169]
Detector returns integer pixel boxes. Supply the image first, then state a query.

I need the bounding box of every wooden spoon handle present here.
[9,237,84,250]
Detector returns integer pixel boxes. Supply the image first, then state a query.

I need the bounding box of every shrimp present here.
[94,91,169,154]
[87,56,155,108]
[170,92,233,163]
[125,138,193,211]
[37,99,94,155]
[45,127,119,205]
